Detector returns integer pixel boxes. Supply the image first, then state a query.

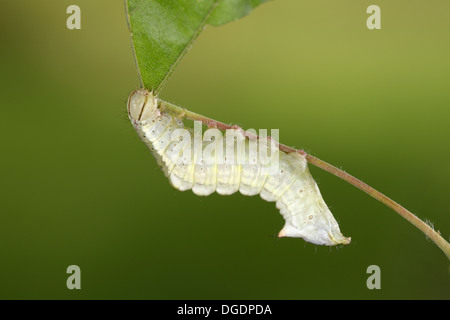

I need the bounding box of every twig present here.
[159,98,450,261]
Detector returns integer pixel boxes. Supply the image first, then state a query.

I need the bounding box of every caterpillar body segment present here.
[128,89,350,246]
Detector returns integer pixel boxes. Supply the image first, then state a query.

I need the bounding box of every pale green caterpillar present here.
[128,89,350,246]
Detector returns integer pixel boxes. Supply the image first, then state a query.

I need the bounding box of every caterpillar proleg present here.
[128,89,350,246]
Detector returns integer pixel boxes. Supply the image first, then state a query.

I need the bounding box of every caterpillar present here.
[128,89,350,246]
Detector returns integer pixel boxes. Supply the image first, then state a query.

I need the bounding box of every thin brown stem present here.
[305,155,450,261]
[158,98,450,261]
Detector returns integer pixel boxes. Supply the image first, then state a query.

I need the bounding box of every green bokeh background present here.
[1,0,449,299]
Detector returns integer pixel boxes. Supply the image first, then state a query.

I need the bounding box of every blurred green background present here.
[1,0,449,299]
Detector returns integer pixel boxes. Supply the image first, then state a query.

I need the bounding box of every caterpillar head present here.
[127,89,158,122]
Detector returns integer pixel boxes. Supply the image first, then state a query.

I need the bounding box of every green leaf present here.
[125,0,267,93]
[208,0,268,26]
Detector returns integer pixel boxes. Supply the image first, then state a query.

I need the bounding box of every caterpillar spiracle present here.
[128,89,350,246]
